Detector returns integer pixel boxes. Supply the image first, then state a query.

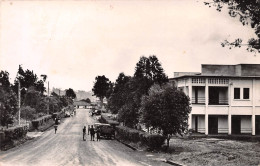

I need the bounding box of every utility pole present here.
[18,79,21,125]
[47,81,49,114]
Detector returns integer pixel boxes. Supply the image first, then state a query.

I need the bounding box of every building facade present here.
[170,64,260,135]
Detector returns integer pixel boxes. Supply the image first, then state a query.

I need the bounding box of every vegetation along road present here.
[0,108,169,166]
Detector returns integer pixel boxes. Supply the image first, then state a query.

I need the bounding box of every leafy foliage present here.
[140,84,191,147]
[13,65,46,95]
[65,88,76,99]
[0,87,18,126]
[20,106,37,121]
[92,75,110,105]
[0,71,11,88]
[116,56,168,127]
[107,73,131,114]
[81,98,91,103]
[204,0,260,53]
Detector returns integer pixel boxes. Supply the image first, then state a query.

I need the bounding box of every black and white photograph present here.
[0,0,260,165]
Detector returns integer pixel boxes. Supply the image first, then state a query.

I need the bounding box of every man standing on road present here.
[90,125,95,141]
[96,127,101,141]
[83,126,86,141]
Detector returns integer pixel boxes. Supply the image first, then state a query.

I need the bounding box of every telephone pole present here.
[47,81,49,114]
[18,79,21,125]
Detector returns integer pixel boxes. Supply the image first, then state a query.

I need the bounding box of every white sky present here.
[1,0,259,91]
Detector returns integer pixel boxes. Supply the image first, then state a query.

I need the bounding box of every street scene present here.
[1,0,260,166]
[0,108,169,166]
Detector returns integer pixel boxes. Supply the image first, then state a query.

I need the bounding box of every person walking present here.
[54,124,58,134]
[96,127,101,141]
[83,126,86,141]
[54,118,58,134]
[90,125,95,141]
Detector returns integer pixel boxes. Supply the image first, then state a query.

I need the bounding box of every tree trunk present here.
[100,97,104,109]
[167,138,170,147]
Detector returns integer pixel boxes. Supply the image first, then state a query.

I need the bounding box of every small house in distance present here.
[170,64,260,135]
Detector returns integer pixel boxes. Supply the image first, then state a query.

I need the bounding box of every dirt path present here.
[0,109,168,166]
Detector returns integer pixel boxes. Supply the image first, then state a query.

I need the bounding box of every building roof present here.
[73,101,90,106]
[171,64,260,79]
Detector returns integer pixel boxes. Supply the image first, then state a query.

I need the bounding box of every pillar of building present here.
[252,79,256,135]
[228,79,232,135]
[228,114,232,135]
[205,78,209,135]
[188,78,192,130]
[188,114,192,130]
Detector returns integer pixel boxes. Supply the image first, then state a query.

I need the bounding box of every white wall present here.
[231,79,253,106]
[241,116,252,134]
[218,116,228,133]
[255,80,260,106]
[198,116,205,133]
[231,106,252,115]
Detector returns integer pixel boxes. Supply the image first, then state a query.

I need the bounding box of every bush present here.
[99,115,119,127]
[116,126,165,150]
[32,115,52,129]
[2,125,28,142]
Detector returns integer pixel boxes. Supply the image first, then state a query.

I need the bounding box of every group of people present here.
[83,125,101,141]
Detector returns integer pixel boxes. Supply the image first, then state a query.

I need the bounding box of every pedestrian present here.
[88,125,90,135]
[54,125,58,134]
[96,127,101,141]
[90,125,95,141]
[83,126,86,141]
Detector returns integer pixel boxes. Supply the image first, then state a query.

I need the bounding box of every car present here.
[94,110,101,115]
[94,123,115,139]
[65,111,70,117]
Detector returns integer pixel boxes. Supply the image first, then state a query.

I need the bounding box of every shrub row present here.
[0,125,28,144]
[115,126,166,150]
[32,115,53,129]
[99,115,119,126]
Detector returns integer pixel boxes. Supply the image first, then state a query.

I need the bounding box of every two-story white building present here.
[170,64,260,135]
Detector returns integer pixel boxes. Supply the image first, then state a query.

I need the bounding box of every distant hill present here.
[52,88,97,102]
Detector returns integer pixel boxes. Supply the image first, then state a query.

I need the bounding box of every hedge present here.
[116,126,166,150]
[99,115,119,126]
[32,115,53,129]
[0,125,28,144]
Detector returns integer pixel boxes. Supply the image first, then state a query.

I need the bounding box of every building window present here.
[243,88,249,99]
[234,88,240,99]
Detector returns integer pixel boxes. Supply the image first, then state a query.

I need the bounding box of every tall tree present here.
[134,55,168,86]
[65,88,76,99]
[140,84,191,147]
[92,75,110,107]
[204,0,260,53]
[107,73,131,114]
[0,87,18,127]
[0,71,11,88]
[13,65,46,95]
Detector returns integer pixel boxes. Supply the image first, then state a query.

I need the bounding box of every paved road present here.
[0,109,169,166]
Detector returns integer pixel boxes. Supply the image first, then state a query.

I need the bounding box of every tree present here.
[13,65,47,96]
[107,73,131,114]
[0,71,11,88]
[0,87,18,127]
[23,86,47,114]
[204,0,260,53]
[92,75,110,107]
[65,88,76,99]
[140,84,191,148]
[81,98,91,103]
[20,106,37,121]
[117,55,168,127]
[134,55,168,86]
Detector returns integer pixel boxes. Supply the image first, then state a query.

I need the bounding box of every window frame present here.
[243,88,250,99]
[234,87,240,99]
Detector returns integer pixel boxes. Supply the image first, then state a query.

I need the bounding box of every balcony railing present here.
[208,98,228,105]
[192,97,228,105]
[192,97,205,104]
